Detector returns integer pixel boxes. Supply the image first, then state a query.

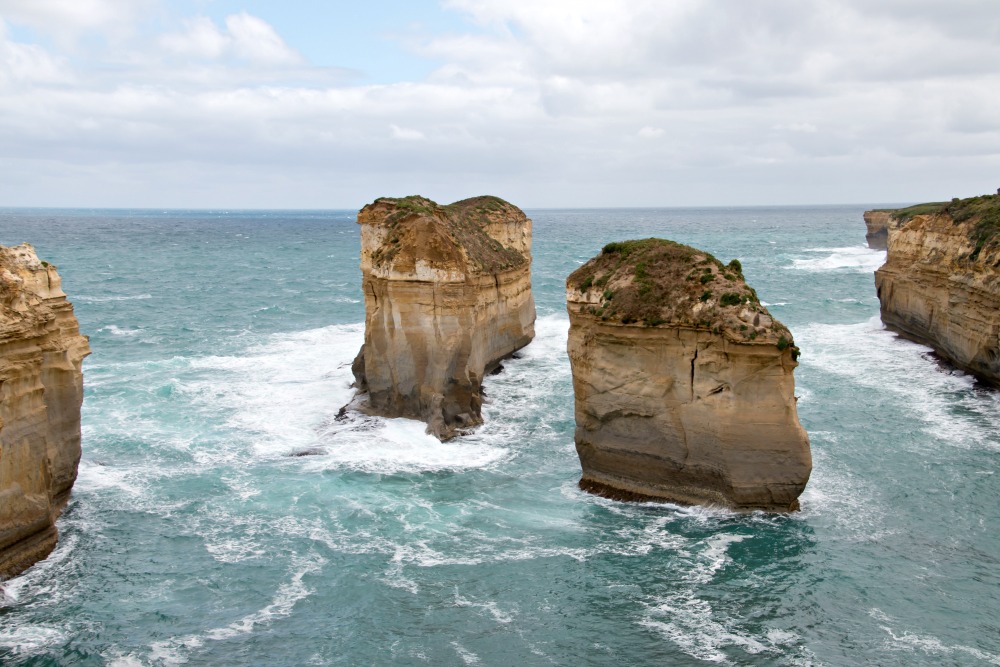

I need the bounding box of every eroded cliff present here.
[566,239,811,511]
[352,196,535,440]
[875,194,1000,384]
[0,244,90,579]
[863,211,894,250]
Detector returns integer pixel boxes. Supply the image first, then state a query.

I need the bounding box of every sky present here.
[0,0,998,209]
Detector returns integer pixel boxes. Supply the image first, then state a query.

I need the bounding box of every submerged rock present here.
[566,239,811,511]
[351,195,535,440]
[0,244,90,579]
[875,194,1000,385]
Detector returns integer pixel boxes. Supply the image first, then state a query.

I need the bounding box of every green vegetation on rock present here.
[879,192,1000,262]
[363,195,528,273]
[872,201,948,223]
[944,194,1000,260]
[568,237,793,348]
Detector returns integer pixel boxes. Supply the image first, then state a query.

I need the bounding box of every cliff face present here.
[566,239,810,511]
[875,195,1000,384]
[863,210,894,250]
[0,244,90,579]
[353,196,535,440]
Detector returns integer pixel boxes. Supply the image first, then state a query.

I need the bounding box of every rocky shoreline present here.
[872,194,1000,385]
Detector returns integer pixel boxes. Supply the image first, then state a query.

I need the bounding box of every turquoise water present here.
[0,206,997,666]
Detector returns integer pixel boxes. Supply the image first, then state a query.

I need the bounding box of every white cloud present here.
[160,12,302,66]
[0,19,70,87]
[225,13,302,65]
[160,16,229,61]
[390,124,425,141]
[1,0,1000,206]
[774,123,818,134]
[0,0,149,43]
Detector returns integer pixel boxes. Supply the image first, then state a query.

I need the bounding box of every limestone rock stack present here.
[0,244,90,579]
[863,210,895,250]
[566,239,810,511]
[352,196,535,440]
[875,194,1000,384]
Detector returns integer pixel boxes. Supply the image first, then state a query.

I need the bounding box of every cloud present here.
[160,13,302,66]
[0,0,150,43]
[390,124,425,141]
[0,19,70,87]
[773,123,818,134]
[1,0,1000,206]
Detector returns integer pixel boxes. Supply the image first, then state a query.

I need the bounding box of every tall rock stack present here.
[352,196,535,440]
[566,239,811,511]
[874,194,1000,385]
[0,244,90,579]
[863,210,895,250]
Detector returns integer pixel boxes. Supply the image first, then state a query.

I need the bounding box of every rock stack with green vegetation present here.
[566,238,811,511]
[351,195,535,440]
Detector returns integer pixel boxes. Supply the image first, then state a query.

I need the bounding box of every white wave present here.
[694,534,747,584]
[1,533,81,608]
[789,246,885,272]
[640,534,769,664]
[640,613,767,665]
[187,323,363,458]
[0,625,67,657]
[76,294,153,302]
[207,556,322,640]
[98,324,145,337]
[306,416,510,474]
[796,315,1000,452]
[872,609,1000,665]
[453,591,515,624]
[75,459,146,496]
[451,642,482,665]
[796,440,890,542]
[148,556,324,663]
[473,315,573,447]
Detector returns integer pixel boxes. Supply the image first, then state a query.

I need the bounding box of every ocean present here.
[0,206,997,666]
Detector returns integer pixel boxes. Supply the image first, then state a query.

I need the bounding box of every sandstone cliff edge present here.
[0,244,90,579]
[566,239,810,511]
[352,196,535,439]
[874,194,1000,385]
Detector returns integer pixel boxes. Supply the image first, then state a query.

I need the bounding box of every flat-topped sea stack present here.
[566,239,811,511]
[875,194,1000,385]
[863,210,895,250]
[352,196,535,440]
[0,244,90,579]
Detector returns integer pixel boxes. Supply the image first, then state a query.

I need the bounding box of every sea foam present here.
[790,246,886,272]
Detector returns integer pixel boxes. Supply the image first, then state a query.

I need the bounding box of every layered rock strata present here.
[566,239,811,511]
[863,210,894,250]
[352,196,535,440]
[0,244,90,579]
[875,194,1000,384]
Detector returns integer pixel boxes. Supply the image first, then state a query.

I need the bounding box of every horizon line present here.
[0,201,923,213]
